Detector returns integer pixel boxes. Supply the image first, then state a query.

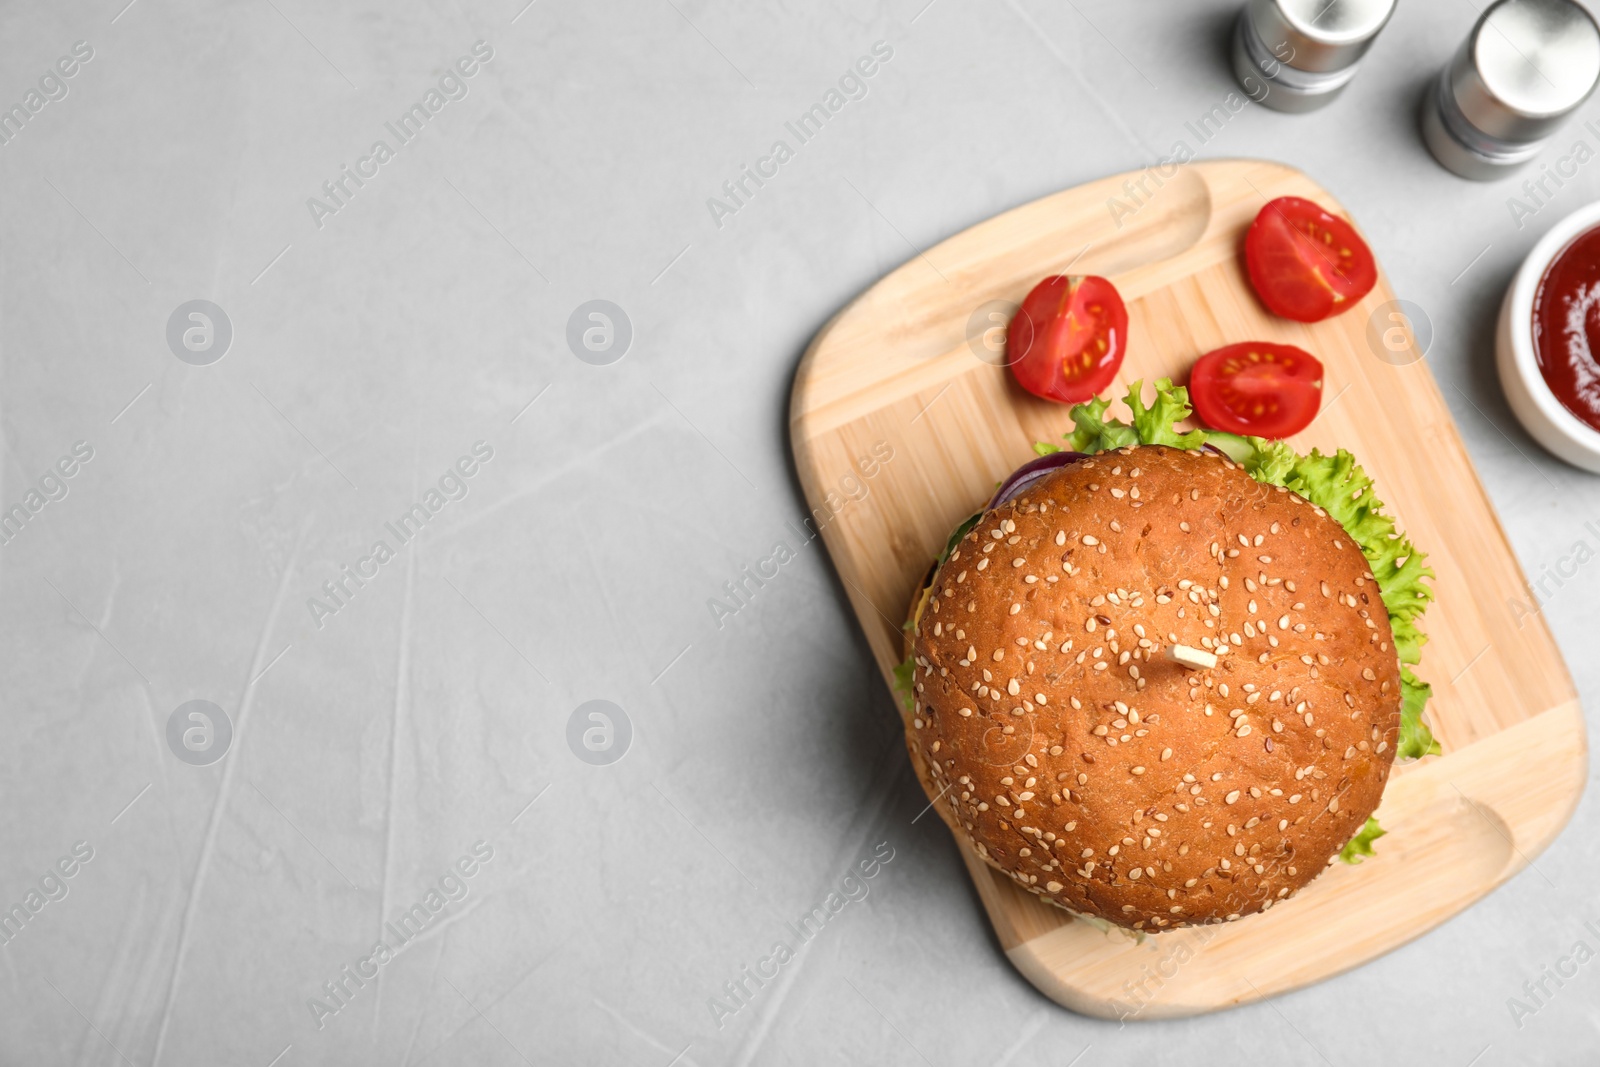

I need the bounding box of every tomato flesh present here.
[1006,275,1128,404]
[1245,197,1376,323]
[1189,342,1324,438]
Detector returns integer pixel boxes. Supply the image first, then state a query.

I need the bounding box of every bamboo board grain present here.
[788,159,1586,1018]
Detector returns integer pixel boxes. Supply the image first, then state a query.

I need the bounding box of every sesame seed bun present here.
[903,445,1400,931]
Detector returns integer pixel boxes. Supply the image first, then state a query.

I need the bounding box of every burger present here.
[895,378,1437,931]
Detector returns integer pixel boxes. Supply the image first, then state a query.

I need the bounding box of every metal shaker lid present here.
[1244,0,1397,74]
[1447,0,1600,144]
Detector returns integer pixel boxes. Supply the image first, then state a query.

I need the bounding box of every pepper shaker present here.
[1231,0,1397,112]
[1423,0,1600,180]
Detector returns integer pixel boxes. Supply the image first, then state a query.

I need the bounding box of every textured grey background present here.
[1,0,1598,1064]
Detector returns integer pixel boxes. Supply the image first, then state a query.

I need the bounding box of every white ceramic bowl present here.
[1497,200,1600,474]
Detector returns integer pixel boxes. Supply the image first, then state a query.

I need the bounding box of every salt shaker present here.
[1231,0,1397,112]
[1423,0,1600,180]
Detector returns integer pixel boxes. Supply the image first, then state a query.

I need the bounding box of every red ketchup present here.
[1534,225,1600,434]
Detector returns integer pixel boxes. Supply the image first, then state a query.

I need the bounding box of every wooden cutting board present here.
[789,159,1586,1018]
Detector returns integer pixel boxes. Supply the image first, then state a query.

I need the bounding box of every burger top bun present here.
[904,445,1400,930]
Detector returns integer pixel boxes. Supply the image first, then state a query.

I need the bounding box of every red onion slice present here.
[989,451,1089,509]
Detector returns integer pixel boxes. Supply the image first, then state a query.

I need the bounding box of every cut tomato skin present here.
[1245,197,1377,323]
[1189,342,1324,438]
[1006,275,1128,404]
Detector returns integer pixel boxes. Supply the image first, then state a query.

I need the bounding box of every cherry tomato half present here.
[1244,197,1376,323]
[1189,342,1324,439]
[1006,275,1128,404]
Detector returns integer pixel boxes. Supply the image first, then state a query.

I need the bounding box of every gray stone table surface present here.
[1,0,1598,1063]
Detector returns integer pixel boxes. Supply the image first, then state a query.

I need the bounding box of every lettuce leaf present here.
[941,512,982,563]
[1065,394,1140,453]
[1036,377,1440,775]
[1125,377,1209,450]
[1398,670,1436,761]
[1339,816,1386,864]
[892,654,916,712]
[1237,436,1300,485]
